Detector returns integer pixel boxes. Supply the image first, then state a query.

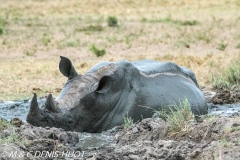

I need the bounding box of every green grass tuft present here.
[76,24,103,32]
[107,16,118,27]
[65,39,80,47]
[0,26,3,35]
[57,39,80,48]
[41,33,51,46]
[156,98,194,133]
[23,47,37,56]
[0,119,9,131]
[89,44,106,57]
[212,61,240,89]
[231,126,240,132]
[123,113,134,129]
[0,128,20,144]
[0,119,20,144]
[220,139,233,147]
[0,17,7,35]
[142,15,199,26]
[217,42,228,51]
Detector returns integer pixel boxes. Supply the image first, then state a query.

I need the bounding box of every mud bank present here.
[0,120,118,160]
[0,116,240,160]
[83,117,240,159]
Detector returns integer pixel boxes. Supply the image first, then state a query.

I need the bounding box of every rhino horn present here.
[29,93,40,117]
[45,94,60,113]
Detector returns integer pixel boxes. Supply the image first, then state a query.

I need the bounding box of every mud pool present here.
[1,98,240,122]
[209,103,240,116]
[0,98,117,150]
[0,98,240,150]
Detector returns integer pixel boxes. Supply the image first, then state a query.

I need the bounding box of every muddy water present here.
[76,130,118,150]
[1,99,240,121]
[0,98,46,121]
[0,98,116,149]
[208,103,240,116]
[0,99,240,149]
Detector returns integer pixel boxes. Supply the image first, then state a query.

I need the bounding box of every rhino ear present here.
[95,76,114,94]
[59,56,78,79]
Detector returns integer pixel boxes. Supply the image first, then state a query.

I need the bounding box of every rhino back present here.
[131,60,199,87]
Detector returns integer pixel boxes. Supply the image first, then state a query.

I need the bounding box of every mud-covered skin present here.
[27,56,207,133]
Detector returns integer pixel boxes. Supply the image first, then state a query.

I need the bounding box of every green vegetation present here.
[107,16,118,27]
[220,139,233,147]
[217,42,228,51]
[65,39,80,47]
[76,24,103,32]
[106,36,118,43]
[142,15,199,26]
[57,39,80,49]
[89,44,106,57]
[0,128,20,144]
[23,47,37,56]
[0,17,7,35]
[0,119,9,131]
[157,98,194,133]
[174,40,190,48]
[212,61,240,89]
[124,33,139,48]
[0,119,20,144]
[195,32,211,43]
[207,115,219,125]
[123,113,134,129]
[41,33,51,46]
[231,126,240,132]
[0,26,3,35]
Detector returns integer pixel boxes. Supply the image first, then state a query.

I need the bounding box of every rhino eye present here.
[89,82,99,93]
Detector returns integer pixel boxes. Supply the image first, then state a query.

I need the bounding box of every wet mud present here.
[0,89,240,159]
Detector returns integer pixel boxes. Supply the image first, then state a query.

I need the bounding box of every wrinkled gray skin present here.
[27,56,207,133]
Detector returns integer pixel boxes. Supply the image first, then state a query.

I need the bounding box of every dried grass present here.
[0,0,239,100]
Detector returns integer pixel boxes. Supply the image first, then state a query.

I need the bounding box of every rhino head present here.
[27,56,122,132]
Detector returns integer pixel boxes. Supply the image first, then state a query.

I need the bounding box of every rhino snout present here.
[27,93,62,127]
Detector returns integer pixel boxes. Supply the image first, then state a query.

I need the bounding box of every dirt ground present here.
[0,113,239,160]
[85,116,240,160]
